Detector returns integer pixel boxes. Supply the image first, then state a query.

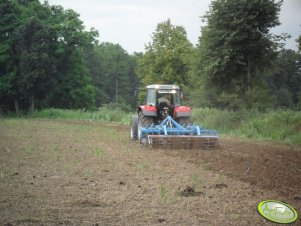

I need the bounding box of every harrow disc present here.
[148,135,219,149]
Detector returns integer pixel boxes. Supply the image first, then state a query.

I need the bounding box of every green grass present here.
[202,163,211,171]
[22,145,35,153]
[4,107,300,145]
[133,162,148,171]
[192,108,301,145]
[0,163,9,179]
[159,184,168,201]
[191,175,200,188]
[93,148,104,157]
[29,108,131,125]
[239,110,301,145]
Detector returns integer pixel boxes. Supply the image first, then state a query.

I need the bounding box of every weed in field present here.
[139,180,148,194]
[158,185,177,204]
[83,169,93,178]
[51,145,60,152]
[63,166,72,175]
[184,199,193,211]
[101,130,119,139]
[0,164,8,179]
[93,148,103,157]
[143,209,154,221]
[0,170,8,179]
[229,213,240,220]
[22,145,35,153]
[202,163,211,171]
[191,175,200,188]
[216,174,226,184]
[159,184,168,201]
[133,162,148,171]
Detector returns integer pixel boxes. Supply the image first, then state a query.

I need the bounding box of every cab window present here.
[146,89,156,106]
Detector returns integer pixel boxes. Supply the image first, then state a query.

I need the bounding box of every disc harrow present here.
[138,116,218,149]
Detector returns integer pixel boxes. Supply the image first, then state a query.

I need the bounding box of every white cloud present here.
[46,0,300,53]
[271,0,301,50]
[46,0,211,53]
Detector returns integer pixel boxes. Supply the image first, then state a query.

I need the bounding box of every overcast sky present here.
[47,0,300,54]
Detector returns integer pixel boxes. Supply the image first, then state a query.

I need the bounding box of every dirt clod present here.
[294,195,301,200]
[158,218,165,223]
[179,186,203,197]
[79,200,104,207]
[215,183,228,189]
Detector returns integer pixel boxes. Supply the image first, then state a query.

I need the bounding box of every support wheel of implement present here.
[177,117,190,127]
[130,115,138,140]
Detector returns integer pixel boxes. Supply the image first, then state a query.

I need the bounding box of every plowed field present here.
[0,119,300,225]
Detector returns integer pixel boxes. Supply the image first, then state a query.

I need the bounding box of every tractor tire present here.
[138,111,154,127]
[177,117,190,127]
[138,111,154,144]
[130,115,138,141]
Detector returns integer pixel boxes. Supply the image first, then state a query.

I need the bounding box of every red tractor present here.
[130,84,219,148]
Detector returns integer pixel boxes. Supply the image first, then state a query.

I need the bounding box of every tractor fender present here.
[174,106,191,118]
[139,105,157,117]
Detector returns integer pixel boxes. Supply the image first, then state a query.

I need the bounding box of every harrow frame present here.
[138,116,219,149]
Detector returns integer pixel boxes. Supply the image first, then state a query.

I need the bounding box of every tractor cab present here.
[145,84,181,120]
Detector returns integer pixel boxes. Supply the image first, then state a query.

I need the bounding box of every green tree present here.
[14,16,56,112]
[85,43,139,110]
[266,49,301,108]
[45,6,98,109]
[193,0,283,109]
[136,19,193,88]
[0,0,21,113]
[0,1,98,112]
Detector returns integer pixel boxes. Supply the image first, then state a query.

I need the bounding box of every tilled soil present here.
[0,119,300,225]
[164,137,301,202]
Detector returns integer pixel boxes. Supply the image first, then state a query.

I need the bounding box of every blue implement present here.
[138,116,219,149]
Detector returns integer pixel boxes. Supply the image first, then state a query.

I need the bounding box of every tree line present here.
[1,0,301,114]
[0,0,138,114]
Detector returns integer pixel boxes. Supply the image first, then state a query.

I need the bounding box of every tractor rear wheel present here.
[138,112,154,144]
[130,115,138,140]
[138,111,154,127]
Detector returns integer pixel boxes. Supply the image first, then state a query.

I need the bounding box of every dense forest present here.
[1,0,301,114]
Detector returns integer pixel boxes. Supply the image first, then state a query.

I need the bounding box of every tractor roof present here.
[146,84,180,90]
